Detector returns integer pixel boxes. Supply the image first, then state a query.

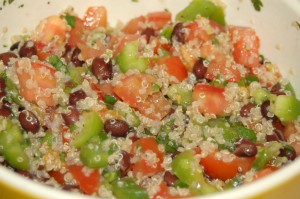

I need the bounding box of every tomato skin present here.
[16,59,57,107]
[83,6,107,29]
[157,56,188,83]
[113,73,156,108]
[130,137,164,176]
[146,11,171,30]
[49,170,66,185]
[200,152,254,181]
[152,182,169,199]
[229,26,260,68]
[192,84,227,115]
[68,165,100,194]
[122,16,146,34]
[184,21,212,42]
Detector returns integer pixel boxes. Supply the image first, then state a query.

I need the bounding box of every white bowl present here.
[0,0,300,199]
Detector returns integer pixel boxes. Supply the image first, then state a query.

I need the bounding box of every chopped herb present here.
[48,55,68,73]
[18,4,24,8]
[104,94,117,104]
[251,0,263,11]
[65,15,76,28]
[131,0,139,2]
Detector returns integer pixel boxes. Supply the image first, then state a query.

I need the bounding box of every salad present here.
[0,0,300,198]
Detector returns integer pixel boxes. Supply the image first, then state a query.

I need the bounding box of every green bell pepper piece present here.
[269,94,300,122]
[72,111,103,148]
[252,142,282,171]
[175,0,226,26]
[171,150,217,195]
[252,88,269,105]
[112,178,149,199]
[116,40,148,73]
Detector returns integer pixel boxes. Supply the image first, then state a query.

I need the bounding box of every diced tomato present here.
[146,11,171,30]
[49,170,66,185]
[184,21,212,42]
[200,152,254,181]
[229,26,260,68]
[130,137,164,176]
[61,126,71,144]
[113,34,141,57]
[68,17,85,47]
[32,15,68,46]
[157,56,188,83]
[34,41,52,61]
[137,92,172,121]
[200,43,242,82]
[192,84,227,115]
[83,6,107,30]
[68,165,100,194]
[113,73,156,108]
[152,182,170,199]
[253,166,278,180]
[122,16,146,34]
[16,59,57,107]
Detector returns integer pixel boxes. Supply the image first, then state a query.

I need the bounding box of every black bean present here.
[279,146,297,161]
[0,100,11,117]
[69,89,87,106]
[104,119,129,137]
[163,171,178,186]
[272,116,284,132]
[120,150,131,177]
[260,100,273,120]
[234,138,257,157]
[141,27,155,43]
[240,103,256,118]
[62,44,72,64]
[171,23,185,44]
[192,58,207,79]
[71,47,85,66]
[266,129,286,142]
[19,110,40,133]
[19,41,37,58]
[0,52,17,65]
[62,106,79,127]
[91,57,112,81]
[0,77,7,99]
[61,185,80,191]
[270,83,285,96]
[10,42,20,51]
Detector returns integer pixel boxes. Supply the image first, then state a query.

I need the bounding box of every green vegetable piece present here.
[104,94,117,104]
[253,88,269,105]
[171,150,217,194]
[270,95,300,122]
[166,83,192,107]
[48,55,68,72]
[112,178,149,199]
[0,119,30,170]
[114,101,141,127]
[238,74,259,87]
[80,135,109,168]
[223,125,257,151]
[3,144,30,170]
[251,0,263,11]
[103,170,120,183]
[5,77,21,105]
[41,131,55,146]
[65,15,76,28]
[159,25,173,40]
[252,142,282,171]
[284,82,296,96]
[157,119,179,153]
[72,111,103,148]
[175,0,226,26]
[116,40,148,73]
[68,67,84,85]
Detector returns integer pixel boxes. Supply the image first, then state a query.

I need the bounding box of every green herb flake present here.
[296,21,300,29]
[65,15,76,28]
[251,0,263,12]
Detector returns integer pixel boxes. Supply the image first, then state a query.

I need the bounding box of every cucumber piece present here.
[270,95,300,122]
[252,88,269,105]
[166,83,192,107]
[175,0,226,26]
[112,178,149,199]
[72,111,103,148]
[116,41,148,73]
